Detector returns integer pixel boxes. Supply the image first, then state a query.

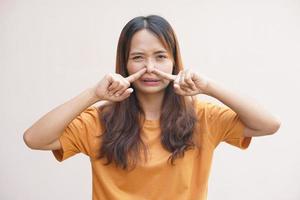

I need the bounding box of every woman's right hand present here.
[92,68,146,102]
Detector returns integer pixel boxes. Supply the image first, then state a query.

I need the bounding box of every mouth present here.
[140,78,161,86]
[141,77,160,82]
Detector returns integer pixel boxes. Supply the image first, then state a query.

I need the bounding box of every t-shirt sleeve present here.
[52,106,101,162]
[204,102,252,149]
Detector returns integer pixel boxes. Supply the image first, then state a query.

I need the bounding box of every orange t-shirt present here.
[52,99,252,200]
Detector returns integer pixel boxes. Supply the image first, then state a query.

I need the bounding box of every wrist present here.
[86,87,102,104]
[202,77,214,96]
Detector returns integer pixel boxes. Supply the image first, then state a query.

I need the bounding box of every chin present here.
[135,87,165,94]
[133,83,168,95]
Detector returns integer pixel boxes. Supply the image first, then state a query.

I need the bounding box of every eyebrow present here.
[130,50,168,56]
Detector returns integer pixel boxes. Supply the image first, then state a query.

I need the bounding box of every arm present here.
[23,68,146,150]
[151,68,281,137]
[205,79,281,137]
[23,88,100,150]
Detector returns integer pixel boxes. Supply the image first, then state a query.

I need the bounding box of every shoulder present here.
[194,98,213,114]
[76,105,108,137]
[194,98,230,119]
[94,100,114,112]
[80,106,100,122]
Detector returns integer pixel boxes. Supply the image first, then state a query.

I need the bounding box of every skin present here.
[102,29,281,136]
[126,29,175,119]
[23,29,281,151]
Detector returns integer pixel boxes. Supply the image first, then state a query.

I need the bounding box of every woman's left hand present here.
[152,69,211,96]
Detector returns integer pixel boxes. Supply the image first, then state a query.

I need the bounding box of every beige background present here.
[1,0,299,199]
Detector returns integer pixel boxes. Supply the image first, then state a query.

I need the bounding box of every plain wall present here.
[1,0,299,199]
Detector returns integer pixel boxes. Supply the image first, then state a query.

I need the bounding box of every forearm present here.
[23,88,100,148]
[205,79,280,132]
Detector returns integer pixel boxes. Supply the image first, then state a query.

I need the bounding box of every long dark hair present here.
[97,15,199,170]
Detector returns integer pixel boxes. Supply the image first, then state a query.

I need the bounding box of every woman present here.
[23,15,281,200]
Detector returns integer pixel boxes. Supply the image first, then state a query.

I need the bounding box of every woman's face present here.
[127,29,174,95]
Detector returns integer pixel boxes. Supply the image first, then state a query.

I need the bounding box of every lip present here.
[140,79,161,86]
[141,77,160,81]
[141,79,160,82]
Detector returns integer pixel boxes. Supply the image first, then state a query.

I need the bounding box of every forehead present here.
[129,29,168,53]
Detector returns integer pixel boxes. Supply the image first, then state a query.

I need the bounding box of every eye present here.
[157,55,167,59]
[132,56,143,60]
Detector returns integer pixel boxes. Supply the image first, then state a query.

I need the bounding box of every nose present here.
[145,59,155,73]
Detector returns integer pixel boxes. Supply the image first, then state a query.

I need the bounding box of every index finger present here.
[126,68,147,83]
[152,68,177,81]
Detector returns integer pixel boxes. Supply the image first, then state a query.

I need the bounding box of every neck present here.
[136,91,165,120]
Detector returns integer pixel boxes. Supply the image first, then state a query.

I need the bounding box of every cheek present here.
[156,60,173,73]
[127,61,144,75]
